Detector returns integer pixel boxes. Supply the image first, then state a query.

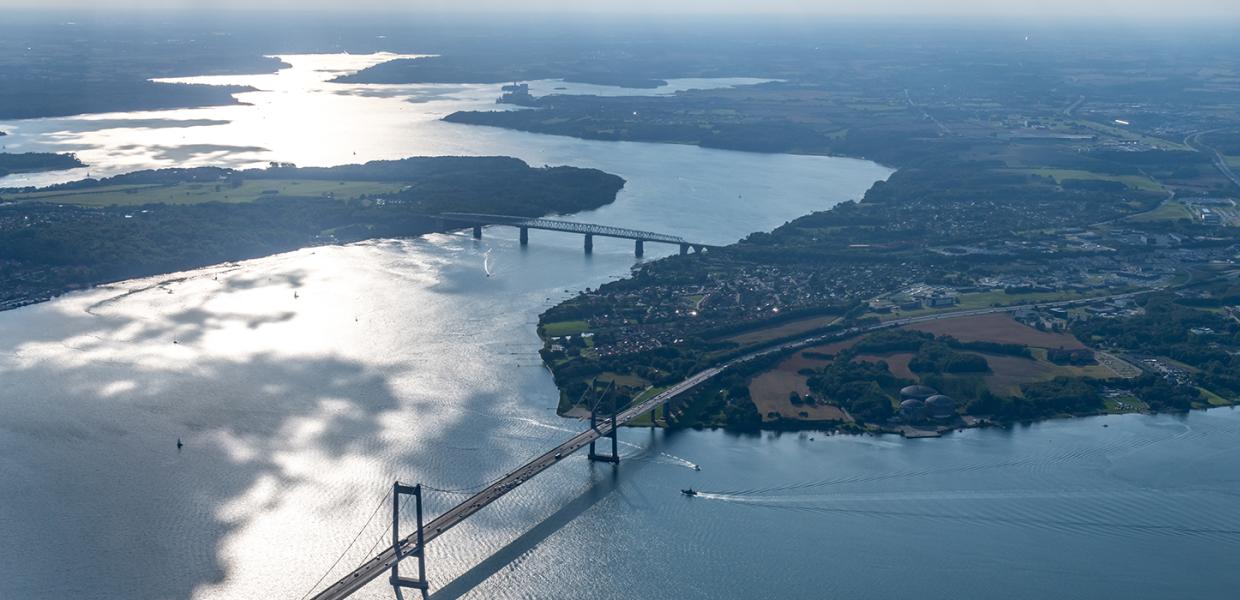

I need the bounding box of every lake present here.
[0,54,1237,600]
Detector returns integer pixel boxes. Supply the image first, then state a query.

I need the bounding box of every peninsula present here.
[0,156,624,311]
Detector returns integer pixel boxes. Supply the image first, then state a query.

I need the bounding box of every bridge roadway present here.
[309,285,1161,600]
[439,212,692,245]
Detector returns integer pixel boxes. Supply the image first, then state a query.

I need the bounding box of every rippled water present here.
[1,54,1238,600]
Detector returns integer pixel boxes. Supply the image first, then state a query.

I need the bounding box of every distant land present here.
[0,156,624,311]
[0,20,282,119]
[335,56,670,88]
[0,152,84,177]
[491,31,1240,434]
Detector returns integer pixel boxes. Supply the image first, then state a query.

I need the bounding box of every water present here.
[0,52,773,189]
[1,54,1238,600]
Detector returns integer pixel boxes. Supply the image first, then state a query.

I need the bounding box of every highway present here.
[308,286,1158,600]
[1186,130,1240,190]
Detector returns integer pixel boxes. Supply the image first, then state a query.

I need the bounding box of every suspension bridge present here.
[300,282,1167,599]
[437,212,713,256]
[305,365,720,600]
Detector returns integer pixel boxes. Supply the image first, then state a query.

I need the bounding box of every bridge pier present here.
[584,234,594,254]
[390,482,429,599]
[519,226,529,245]
[679,243,689,255]
[472,225,482,239]
[634,239,644,257]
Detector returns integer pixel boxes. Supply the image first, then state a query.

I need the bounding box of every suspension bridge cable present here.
[297,488,390,600]
[421,482,490,495]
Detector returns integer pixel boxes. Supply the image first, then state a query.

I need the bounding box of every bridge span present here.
[308,367,721,600]
[437,212,712,256]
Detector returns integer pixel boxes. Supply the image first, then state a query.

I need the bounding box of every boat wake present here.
[482,248,494,277]
[687,489,1240,541]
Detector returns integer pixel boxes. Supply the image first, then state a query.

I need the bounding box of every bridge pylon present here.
[588,393,619,464]
[390,482,429,599]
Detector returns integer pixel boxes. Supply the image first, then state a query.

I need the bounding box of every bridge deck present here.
[439,212,698,246]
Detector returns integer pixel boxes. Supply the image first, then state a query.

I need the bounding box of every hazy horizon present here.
[1,0,1238,21]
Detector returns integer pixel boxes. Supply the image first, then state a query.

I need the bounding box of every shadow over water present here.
[431,467,625,600]
[1,316,405,599]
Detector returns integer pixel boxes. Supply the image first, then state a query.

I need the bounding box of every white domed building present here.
[900,384,937,401]
[924,394,957,419]
[899,398,926,420]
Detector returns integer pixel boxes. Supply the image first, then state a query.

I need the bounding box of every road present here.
[903,89,952,136]
[1063,95,1085,117]
[308,287,1158,600]
[1186,130,1240,190]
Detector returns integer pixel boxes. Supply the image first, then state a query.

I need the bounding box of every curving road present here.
[1186,130,1240,190]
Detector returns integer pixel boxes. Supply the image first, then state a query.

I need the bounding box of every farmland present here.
[2,179,406,206]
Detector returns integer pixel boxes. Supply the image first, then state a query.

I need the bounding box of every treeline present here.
[0,80,251,121]
[807,359,906,423]
[963,377,1104,420]
[853,329,999,373]
[0,153,84,177]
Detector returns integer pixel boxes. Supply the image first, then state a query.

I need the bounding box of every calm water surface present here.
[1,55,1238,600]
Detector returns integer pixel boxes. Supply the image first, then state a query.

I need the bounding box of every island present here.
[0,156,624,311]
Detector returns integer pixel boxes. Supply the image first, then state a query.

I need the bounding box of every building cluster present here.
[576,260,926,357]
[566,226,1239,359]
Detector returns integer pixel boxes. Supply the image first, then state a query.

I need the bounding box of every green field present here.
[1128,200,1193,222]
[3,179,405,206]
[721,314,839,347]
[1198,387,1233,407]
[1010,168,1164,193]
[1104,395,1149,413]
[542,320,590,337]
[597,371,648,388]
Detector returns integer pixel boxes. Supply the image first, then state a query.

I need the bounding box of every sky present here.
[2,0,1237,19]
